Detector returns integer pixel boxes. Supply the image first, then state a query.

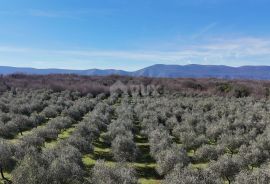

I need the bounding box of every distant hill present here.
[1,64,270,80]
[133,64,270,79]
[0,66,129,76]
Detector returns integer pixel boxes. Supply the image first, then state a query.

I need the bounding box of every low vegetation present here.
[0,75,270,183]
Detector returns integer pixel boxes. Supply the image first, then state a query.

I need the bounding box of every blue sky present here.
[0,0,270,70]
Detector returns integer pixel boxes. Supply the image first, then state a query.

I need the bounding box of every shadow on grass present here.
[136,144,155,164]
[84,122,162,181]
[92,149,114,162]
[134,165,161,180]
[93,138,110,150]
[134,135,148,144]
[172,136,181,144]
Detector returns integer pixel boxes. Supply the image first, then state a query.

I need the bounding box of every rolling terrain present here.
[1,88,270,184]
[1,64,270,79]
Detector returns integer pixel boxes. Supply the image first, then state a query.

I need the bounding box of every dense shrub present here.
[233,85,251,98]
[41,105,60,118]
[235,166,270,184]
[111,135,138,162]
[194,144,219,162]
[209,155,241,183]
[1,74,270,98]
[0,139,14,171]
[216,82,233,93]
[163,166,222,184]
[66,134,93,154]
[12,152,47,184]
[156,146,189,175]
[91,160,137,184]
[2,85,270,184]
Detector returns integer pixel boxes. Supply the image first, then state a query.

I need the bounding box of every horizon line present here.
[1,63,270,72]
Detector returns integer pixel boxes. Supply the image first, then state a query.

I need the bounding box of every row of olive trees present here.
[3,90,270,183]
[0,89,50,115]
[89,97,139,184]
[105,100,138,162]
[164,155,270,184]
[0,95,97,183]
[0,90,82,139]
[0,89,84,115]
[8,94,138,184]
[133,94,270,183]
[138,109,190,176]
[7,95,100,184]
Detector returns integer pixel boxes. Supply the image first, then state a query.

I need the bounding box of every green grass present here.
[82,154,161,184]
[82,154,97,166]
[44,127,76,148]
[0,172,12,184]
[83,136,114,167]
[7,117,54,144]
[83,128,162,184]
[191,162,209,169]
[139,178,161,184]
[8,124,47,144]
[58,127,75,139]
[187,149,195,157]
[133,140,160,184]
[8,114,211,184]
[134,149,160,182]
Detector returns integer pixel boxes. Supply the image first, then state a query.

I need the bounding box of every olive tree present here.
[41,105,59,119]
[148,128,173,158]
[43,144,85,184]
[66,134,93,154]
[0,139,14,183]
[12,152,48,184]
[111,134,138,162]
[237,144,269,169]
[91,160,137,184]
[209,155,240,184]
[156,146,189,175]
[194,144,219,162]
[235,167,270,184]
[163,166,222,184]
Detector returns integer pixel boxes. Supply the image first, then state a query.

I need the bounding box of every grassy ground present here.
[134,136,160,183]
[3,121,210,184]
[1,125,78,183]
[0,172,12,184]
[8,124,47,144]
[1,100,221,184]
[82,119,161,184]
[45,126,76,148]
[7,117,54,144]
[191,162,209,169]
[138,178,161,184]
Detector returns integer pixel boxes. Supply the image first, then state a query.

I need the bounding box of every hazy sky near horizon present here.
[0,0,270,70]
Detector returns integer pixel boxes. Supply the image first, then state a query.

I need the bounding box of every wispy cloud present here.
[27,10,71,18]
[0,46,32,53]
[0,36,270,69]
[191,22,218,39]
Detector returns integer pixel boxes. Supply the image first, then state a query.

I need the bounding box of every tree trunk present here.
[18,127,23,136]
[225,176,230,184]
[0,165,12,183]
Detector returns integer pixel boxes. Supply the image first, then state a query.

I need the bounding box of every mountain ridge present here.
[1,64,270,80]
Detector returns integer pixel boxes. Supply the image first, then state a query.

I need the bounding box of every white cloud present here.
[0,36,270,69]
